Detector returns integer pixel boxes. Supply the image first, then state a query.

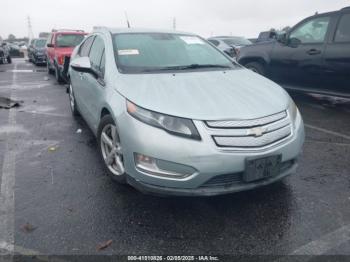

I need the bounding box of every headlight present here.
[288,98,298,124]
[127,101,201,140]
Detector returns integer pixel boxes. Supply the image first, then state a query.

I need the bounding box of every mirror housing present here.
[224,47,236,58]
[70,57,98,78]
[288,37,301,48]
[47,43,54,48]
[276,32,287,44]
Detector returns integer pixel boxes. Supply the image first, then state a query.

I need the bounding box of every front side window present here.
[56,34,85,47]
[289,16,330,44]
[113,33,238,74]
[89,36,105,74]
[79,36,95,57]
[335,13,350,42]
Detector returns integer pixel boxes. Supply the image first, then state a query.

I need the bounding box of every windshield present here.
[113,33,238,73]
[56,34,85,47]
[35,39,46,48]
[222,37,252,46]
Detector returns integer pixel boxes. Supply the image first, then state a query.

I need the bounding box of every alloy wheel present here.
[100,124,124,176]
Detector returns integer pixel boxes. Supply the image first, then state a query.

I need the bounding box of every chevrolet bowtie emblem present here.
[248,127,267,137]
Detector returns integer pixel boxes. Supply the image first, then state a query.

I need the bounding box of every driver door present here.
[270,15,331,81]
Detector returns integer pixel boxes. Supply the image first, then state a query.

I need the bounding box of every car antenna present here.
[125,11,131,28]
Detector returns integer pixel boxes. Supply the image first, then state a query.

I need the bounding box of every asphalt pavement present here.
[0,59,349,259]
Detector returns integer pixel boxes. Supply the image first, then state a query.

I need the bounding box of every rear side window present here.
[89,36,105,75]
[79,36,95,57]
[335,13,350,42]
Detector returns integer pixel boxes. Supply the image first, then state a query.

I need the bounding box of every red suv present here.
[46,29,87,83]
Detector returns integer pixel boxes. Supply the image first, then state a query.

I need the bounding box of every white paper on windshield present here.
[180,36,205,45]
[118,49,140,55]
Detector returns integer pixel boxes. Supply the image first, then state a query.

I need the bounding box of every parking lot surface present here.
[0,59,349,257]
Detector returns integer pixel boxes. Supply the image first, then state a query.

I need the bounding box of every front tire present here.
[245,62,266,76]
[97,115,126,184]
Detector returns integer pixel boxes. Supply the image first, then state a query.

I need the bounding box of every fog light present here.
[134,153,193,179]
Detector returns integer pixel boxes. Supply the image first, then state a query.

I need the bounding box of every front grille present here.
[200,172,242,188]
[200,160,295,188]
[205,111,292,150]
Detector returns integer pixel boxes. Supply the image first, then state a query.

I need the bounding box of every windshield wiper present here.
[158,64,232,71]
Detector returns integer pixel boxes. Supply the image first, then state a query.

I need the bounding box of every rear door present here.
[323,11,350,92]
[83,35,106,131]
[270,15,331,80]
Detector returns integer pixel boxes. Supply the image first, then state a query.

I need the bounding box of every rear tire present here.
[97,115,126,184]
[47,61,54,74]
[245,62,266,76]
[7,56,12,64]
[68,84,80,117]
[55,64,65,84]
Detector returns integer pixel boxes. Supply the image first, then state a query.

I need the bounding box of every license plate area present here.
[243,155,282,182]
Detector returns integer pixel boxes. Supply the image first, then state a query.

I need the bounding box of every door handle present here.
[307,49,321,55]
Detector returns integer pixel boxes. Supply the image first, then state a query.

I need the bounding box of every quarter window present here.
[89,36,105,75]
[335,14,350,42]
[289,16,330,44]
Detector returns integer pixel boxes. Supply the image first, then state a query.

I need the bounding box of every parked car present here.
[0,42,12,64]
[28,38,47,65]
[46,29,87,83]
[238,6,350,94]
[256,30,277,43]
[208,36,252,58]
[68,27,304,196]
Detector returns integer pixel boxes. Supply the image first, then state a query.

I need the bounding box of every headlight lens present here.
[127,101,201,140]
[288,98,298,124]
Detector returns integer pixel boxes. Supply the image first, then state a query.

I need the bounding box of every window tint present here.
[113,33,236,73]
[290,16,330,44]
[89,36,105,73]
[208,39,220,46]
[335,14,350,42]
[79,36,95,57]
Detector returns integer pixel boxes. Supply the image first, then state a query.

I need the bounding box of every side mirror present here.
[288,37,301,48]
[277,33,287,44]
[47,43,54,48]
[70,57,98,78]
[224,47,237,58]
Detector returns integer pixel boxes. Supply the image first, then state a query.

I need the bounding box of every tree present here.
[8,34,16,41]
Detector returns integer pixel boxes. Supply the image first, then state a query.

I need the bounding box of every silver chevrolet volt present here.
[68,27,305,196]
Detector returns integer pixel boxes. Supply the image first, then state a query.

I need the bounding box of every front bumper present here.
[116,107,305,196]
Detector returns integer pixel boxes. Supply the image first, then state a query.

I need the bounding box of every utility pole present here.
[27,16,34,42]
[173,17,176,30]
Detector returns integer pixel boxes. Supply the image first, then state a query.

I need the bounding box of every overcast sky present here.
[0,0,348,39]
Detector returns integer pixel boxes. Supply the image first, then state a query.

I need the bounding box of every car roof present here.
[95,27,196,36]
[208,36,245,40]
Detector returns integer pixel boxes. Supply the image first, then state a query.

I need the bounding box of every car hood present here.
[116,69,290,120]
